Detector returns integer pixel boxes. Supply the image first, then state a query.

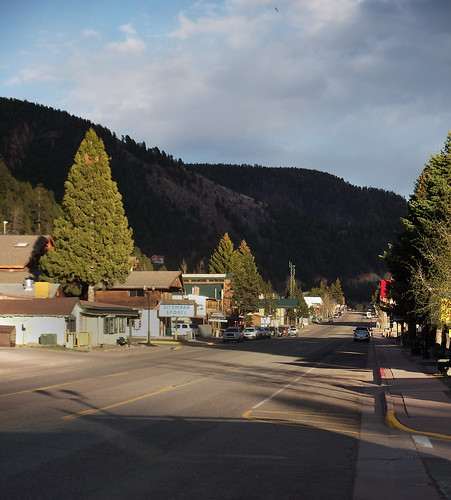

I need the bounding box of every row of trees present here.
[208,233,263,317]
[383,132,451,348]
[208,232,344,321]
[0,158,62,234]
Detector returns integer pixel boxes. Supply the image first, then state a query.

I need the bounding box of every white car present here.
[243,327,260,340]
[289,326,298,336]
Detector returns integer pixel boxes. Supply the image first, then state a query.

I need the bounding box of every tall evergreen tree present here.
[329,278,344,304]
[384,132,451,329]
[209,233,234,273]
[40,128,134,297]
[231,240,262,317]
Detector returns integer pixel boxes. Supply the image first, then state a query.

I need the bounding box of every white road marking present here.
[252,365,316,409]
[412,435,433,448]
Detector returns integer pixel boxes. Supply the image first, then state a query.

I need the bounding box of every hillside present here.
[0,97,407,302]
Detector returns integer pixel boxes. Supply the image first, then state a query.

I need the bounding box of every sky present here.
[1,0,450,199]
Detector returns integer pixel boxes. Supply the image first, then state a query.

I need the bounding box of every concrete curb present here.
[380,370,451,441]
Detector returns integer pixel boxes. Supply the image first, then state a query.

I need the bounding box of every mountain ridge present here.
[0,97,407,302]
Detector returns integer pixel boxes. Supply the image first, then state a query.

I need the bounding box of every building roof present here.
[183,273,233,281]
[0,297,79,316]
[114,271,183,290]
[0,297,139,318]
[304,296,323,307]
[0,235,55,269]
[0,283,61,298]
[80,301,140,317]
[0,270,42,284]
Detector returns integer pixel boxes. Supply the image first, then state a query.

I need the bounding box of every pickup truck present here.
[222,326,244,343]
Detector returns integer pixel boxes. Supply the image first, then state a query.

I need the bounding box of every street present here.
[0,313,447,499]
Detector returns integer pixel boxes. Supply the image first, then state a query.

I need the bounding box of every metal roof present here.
[113,271,183,290]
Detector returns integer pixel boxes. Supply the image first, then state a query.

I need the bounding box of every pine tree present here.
[295,284,310,319]
[384,132,451,330]
[231,240,262,317]
[40,128,134,297]
[329,278,344,304]
[209,233,235,273]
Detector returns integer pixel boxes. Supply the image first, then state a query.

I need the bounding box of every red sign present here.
[380,280,392,299]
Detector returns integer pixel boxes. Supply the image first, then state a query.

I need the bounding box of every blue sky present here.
[1,0,450,198]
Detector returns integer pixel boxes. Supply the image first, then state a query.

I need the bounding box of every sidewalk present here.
[375,335,451,440]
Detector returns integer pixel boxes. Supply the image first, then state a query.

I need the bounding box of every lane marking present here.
[61,357,269,420]
[242,409,395,436]
[0,350,217,399]
[412,435,433,448]
[0,365,168,399]
[252,366,316,409]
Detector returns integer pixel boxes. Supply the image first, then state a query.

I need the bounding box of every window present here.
[66,317,76,332]
[104,316,127,334]
[129,290,145,297]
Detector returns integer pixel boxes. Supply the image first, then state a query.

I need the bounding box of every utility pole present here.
[289,261,295,298]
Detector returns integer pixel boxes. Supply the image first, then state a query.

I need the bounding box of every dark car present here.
[354,326,370,342]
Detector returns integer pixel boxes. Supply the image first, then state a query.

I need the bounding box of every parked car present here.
[260,327,271,339]
[243,327,260,340]
[171,323,200,338]
[278,326,289,336]
[289,326,298,336]
[268,326,277,337]
[223,326,244,343]
[354,326,370,342]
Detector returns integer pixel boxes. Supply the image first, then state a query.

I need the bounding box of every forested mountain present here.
[0,97,407,303]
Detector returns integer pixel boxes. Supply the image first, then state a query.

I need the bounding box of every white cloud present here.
[6,0,449,198]
[119,24,137,36]
[82,29,101,38]
[107,37,146,55]
[5,66,55,85]
[106,25,146,55]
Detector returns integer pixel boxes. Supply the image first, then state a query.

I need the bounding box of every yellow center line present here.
[0,364,173,399]
[242,410,401,437]
[61,363,248,421]
[0,350,218,399]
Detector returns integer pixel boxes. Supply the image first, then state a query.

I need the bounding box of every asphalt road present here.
[0,313,402,499]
